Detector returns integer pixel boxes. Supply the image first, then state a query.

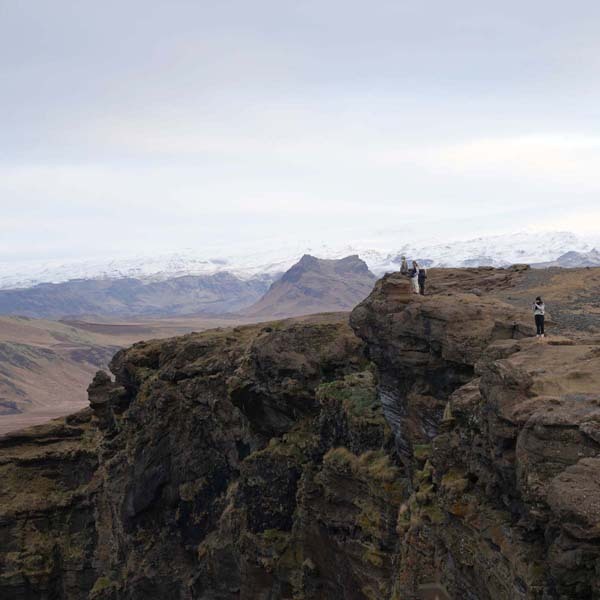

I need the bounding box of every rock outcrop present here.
[350,271,600,599]
[1,269,600,599]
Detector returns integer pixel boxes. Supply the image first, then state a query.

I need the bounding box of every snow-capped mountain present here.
[389,231,600,269]
[1,231,599,290]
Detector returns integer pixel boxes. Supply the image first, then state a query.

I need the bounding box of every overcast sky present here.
[1,1,599,262]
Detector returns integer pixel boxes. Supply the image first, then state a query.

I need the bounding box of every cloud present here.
[532,208,600,234]
[424,134,600,185]
[1,1,600,262]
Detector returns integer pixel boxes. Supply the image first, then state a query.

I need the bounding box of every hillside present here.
[0,272,274,319]
[0,315,252,435]
[244,254,377,318]
[1,267,600,598]
[0,317,119,434]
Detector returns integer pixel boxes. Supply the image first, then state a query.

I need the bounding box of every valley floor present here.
[0,314,258,435]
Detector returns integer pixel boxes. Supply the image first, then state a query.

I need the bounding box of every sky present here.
[1,0,600,262]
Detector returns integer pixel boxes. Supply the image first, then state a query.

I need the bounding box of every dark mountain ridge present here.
[532,248,600,268]
[0,272,275,319]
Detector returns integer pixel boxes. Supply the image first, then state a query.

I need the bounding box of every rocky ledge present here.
[1,269,599,599]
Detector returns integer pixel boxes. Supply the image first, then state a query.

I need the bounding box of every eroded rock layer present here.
[1,269,599,599]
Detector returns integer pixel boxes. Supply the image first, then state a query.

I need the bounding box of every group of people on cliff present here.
[398,257,547,340]
[400,256,427,295]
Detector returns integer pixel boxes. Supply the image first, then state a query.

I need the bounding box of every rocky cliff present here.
[1,268,599,599]
[350,269,600,599]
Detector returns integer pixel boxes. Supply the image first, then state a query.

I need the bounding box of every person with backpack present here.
[533,296,545,339]
[409,261,420,294]
[418,266,427,295]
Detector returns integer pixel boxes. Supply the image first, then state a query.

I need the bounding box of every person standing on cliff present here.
[418,265,427,295]
[400,256,409,275]
[533,296,545,339]
[409,261,420,294]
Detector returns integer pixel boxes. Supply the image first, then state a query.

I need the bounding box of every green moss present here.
[323,447,358,472]
[362,545,385,568]
[413,460,434,486]
[135,372,161,403]
[415,482,435,504]
[358,451,398,481]
[356,498,382,536]
[261,529,291,554]
[441,469,469,493]
[421,504,445,524]
[90,576,113,595]
[22,552,53,578]
[413,444,432,461]
[323,448,405,505]
[179,477,208,502]
[63,544,85,562]
[396,504,411,534]
[253,421,318,464]
[317,371,384,424]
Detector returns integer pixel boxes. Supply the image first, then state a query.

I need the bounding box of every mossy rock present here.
[260,529,292,555]
[90,576,118,598]
[317,371,385,425]
[413,444,432,462]
[421,504,446,525]
[362,544,386,568]
[441,469,469,494]
[253,421,319,464]
[323,447,358,473]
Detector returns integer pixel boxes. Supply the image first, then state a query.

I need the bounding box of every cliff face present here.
[350,270,600,599]
[1,269,600,599]
[1,314,392,599]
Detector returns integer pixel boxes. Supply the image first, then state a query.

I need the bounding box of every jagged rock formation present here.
[1,268,599,599]
[244,255,377,318]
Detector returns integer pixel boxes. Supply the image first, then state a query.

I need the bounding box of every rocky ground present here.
[0,267,599,599]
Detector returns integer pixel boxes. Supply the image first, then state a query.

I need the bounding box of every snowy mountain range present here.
[1,231,599,290]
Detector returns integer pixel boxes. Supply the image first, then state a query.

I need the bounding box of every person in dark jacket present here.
[418,266,427,295]
[533,296,545,339]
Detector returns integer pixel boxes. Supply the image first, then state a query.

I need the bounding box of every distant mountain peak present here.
[244,255,376,318]
[532,248,600,268]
